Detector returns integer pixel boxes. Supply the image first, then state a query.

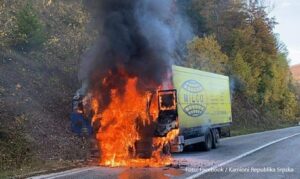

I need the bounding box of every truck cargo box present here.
[172,65,232,137]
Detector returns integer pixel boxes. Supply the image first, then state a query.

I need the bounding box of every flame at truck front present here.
[90,76,178,167]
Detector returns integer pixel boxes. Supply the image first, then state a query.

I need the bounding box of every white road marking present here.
[28,167,100,179]
[221,126,300,141]
[186,132,300,179]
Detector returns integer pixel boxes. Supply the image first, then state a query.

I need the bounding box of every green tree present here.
[13,2,46,50]
[185,35,228,74]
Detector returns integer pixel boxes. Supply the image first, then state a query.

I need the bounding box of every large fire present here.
[91,77,178,167]
[77,0,190,168]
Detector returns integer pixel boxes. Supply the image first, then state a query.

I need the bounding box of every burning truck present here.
[71,65,232,167]
[70,0,231,167]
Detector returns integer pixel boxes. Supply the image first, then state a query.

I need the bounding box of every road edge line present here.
[28,167,99,179]
[186,132,300,179]
[221,126,300,141]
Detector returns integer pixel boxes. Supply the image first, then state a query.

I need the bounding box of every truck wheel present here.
[201,130,212,151]
[162,142,171,155]
[212,129,220,149]
[135,140,152,158]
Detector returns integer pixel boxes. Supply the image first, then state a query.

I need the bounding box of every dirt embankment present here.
[0,49,89,167]
[0,1,95,175]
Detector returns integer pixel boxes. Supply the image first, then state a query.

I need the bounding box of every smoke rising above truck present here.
[79,0,192,99]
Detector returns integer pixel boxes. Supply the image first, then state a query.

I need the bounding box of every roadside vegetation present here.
[0,0,92,177]
[0,0,299,177]
[178,0,299,134]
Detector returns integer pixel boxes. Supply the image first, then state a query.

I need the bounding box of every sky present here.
[267,0,300,66]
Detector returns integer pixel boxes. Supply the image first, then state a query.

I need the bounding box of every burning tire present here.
[89,138,100,159]
[135,139,153,159]
[162,142,171,155]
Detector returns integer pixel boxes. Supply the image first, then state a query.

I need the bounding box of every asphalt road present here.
[30,126,300,179]
[200,135,300,179]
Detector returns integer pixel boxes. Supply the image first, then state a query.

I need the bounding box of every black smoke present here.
[79,0,192,109]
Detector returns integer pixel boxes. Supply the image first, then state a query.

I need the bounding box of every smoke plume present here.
[79,0,192,108]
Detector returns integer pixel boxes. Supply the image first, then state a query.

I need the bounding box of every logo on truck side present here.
[179,80,206,117]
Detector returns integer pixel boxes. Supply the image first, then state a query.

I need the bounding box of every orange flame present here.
[91,77,178,167]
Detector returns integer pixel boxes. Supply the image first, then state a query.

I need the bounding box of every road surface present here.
[30,126,300,179]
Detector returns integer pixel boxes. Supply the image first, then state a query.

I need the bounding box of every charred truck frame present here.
[71,65,232,154]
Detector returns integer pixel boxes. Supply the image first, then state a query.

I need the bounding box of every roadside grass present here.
[231,121,297,136]
[0,127,86,179]
[0,159,83,179]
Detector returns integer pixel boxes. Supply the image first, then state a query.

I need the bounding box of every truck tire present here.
[89,137,100,160]
[201,129,213,151]
[135,140,152,158]
[212,129,220,149]
[162,142,171,155]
